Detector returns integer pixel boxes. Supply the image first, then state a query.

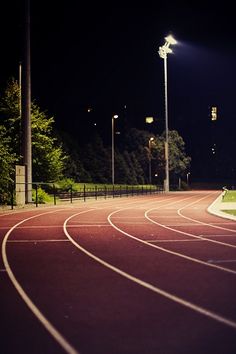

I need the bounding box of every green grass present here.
[222,210,236,216]
[74,183,158,190]
[222,190,236,216]
[222,190,236,202]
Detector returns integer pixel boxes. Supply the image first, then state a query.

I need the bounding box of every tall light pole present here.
[158,35,177,192]
[22,0,32,203]
[112,114,118,185]
[148,137,154,184]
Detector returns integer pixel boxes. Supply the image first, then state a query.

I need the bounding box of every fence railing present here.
[2,183,164,209]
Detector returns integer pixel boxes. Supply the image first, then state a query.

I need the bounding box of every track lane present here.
[64,210,236,328]
[2,192,236,353]
[2,196,175,354]
[107,193,236,273]
[62,195,236,352]
[2,208,80,354]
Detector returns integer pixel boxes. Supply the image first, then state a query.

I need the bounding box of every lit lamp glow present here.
[146,116,154,124]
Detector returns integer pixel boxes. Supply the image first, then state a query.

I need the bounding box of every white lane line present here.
[178,195,236,234]
[112,216,149,219]
[2,208,83,354]
[104,194,236,275]
[210,222,236,226]
[67,224,111,227]
[112,222,148,225]
[199,234,236,238]
[5,224,111,229]
[154,223,205,227]
[7,239,70,243]
[208,259,236,264]
[146,195,236,250]
[9,225,66,229]
[110,209,236,276]
[64,211,236,331]
[147,239,202,243]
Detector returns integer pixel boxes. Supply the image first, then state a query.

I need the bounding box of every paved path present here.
[1,191,236,354]
[208,193,236,221]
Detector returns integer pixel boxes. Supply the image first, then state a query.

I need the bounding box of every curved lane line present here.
[2,208,82,354]
[64,211,236,330]
[146,194,236,249]
[177,196,236,234]
[107,199,236,275]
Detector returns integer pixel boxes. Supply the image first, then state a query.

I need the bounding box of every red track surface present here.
[1,191,236,354]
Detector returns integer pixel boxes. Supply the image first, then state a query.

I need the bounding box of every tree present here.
[0,78,68,182]
[114,150,130,184]
[123,151,139,185]
[123,128,152,183]
[168,130,191,177]
[0,78,21,157]
[150,130,191,184]
[0,125,17,203]
[80,134,110,183]
[122,128,190,185]
[30,103,67,181]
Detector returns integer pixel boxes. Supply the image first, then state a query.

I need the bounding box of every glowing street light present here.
[158,34,177,192]
[112,114,118,185]
[187,172,190,185]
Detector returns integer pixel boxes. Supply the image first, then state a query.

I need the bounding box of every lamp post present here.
[158,34,177,192]
[187,172,190,185]
[148,137,154,184]
[112,114,118,185]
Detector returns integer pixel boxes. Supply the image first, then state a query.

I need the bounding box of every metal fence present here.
[3,183,164,209]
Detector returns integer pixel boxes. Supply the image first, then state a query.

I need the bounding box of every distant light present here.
[211,106,217,121]
[113,114,118,119]
[146,117,154,124]
[165,35,177,45]
[211,146,216,154]
[87,107,92,113]
[94,123,97,126]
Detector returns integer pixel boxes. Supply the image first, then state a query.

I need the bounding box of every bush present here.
[181,181,190,191]
[0,180,14,205]
[57,178,77,191]
[32,186,51,204]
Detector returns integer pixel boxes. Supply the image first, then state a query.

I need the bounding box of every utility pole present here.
[22,0,32,203]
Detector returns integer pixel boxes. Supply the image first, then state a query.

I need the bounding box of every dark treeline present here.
[0,78,191,204]
[62,127,191,186]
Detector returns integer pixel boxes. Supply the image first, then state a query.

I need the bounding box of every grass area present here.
[222,190,236,202]
[222,210,236,216]
[51,180,158,191]
[75,183,157,189]
[71,183,159,191]
[222,190,236,216]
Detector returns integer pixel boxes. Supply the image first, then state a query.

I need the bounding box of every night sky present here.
[1,1,236,181]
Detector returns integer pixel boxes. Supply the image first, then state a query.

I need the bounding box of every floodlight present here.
[165,35,177,45]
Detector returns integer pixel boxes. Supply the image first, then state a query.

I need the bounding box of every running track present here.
[1,191,236,354]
